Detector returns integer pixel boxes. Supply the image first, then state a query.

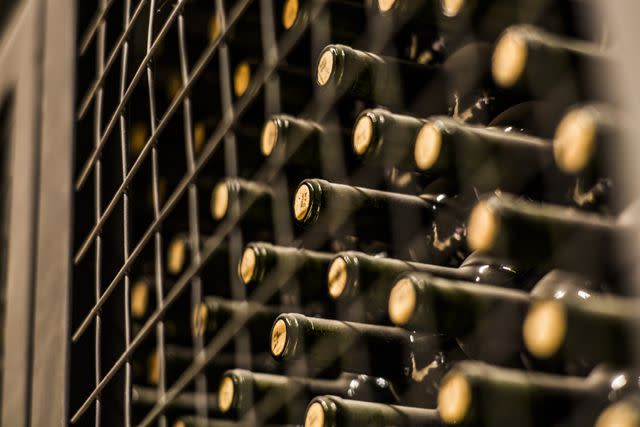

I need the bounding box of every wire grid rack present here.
[71,0,385,425]
[69,0,612,426]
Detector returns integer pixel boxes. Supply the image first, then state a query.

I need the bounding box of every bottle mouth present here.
[523,299,567,359]
[167,235,188,275]
[595,399,640,427]
[317,45,348,88]
[208,13,221,42]
[353,112,377,157]
[218,370,253,415]
[192,302,209,338]
[261,119,280,157]
[293,180,323,224]
[129,122,148,157]
[233,61,252,97]
[438,371,472,424]
[553,106,598,174]
[492,28,528,88]
[377,0,398,13]
[282,0,300,30]
[327,254,360,300]
[147,348,160,386]
[414,121,443,171]
[388,276,418,326]
[239,246,258,284]
[316,48,336,86]
[467,200,500,253]
[441,0,465,17]
[305,401,326,427]
[271,314,308,360]
[305,397,339,427]
[217,375,236,413]
[294,183,313,222]
[270,318,289,358]
[131,278,150,319]
[211,180,230,220]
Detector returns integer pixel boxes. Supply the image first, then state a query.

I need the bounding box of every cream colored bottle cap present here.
[553,107,597,174]
[438,372,472,424]
[282,0,299,30]
[317,50,335,86]
[467,201,499,252]
[523,300,567,359]
[492,30,528,88]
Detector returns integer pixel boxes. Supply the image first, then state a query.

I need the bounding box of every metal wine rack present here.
[0,0,638,426]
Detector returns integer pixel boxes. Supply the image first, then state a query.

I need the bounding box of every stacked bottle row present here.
[125,0,639,426]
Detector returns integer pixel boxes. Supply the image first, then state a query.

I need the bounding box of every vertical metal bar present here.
[93,1,107,425]
[145,1,168,426]
[258,0,295,256]
[213,0,248,376]
[118,0,133,425]
[176,10,208,418]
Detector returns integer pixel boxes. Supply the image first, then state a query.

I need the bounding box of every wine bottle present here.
[595,395,640,427]
[315,44,440,109]
[553,104,628,212]
[438,0,596,43]
[438,361,630,426]
[167,233,194,277]
[182,1,222,52]
[352,108,425,170]
[281,0,367,44]
[523,293,640,372]
[260,114,348,182]
[239,242,333,306]
[231,59,312,117]
[174,417,295,427]
[412,116,575,203]
[146,344,193,387]
[328,250,535,324]
[132,385,217,413]
[304,395,441,427]
[492,25,612,106]
[388,273,529,366]
[261,115,322,160]
[131,275,156,321]
[269,313,464,388]
[467,193,636,283]
[146,342,280,387]
[211,178,274,242]
[192,296,280,351]
[217,370,396,423]
[164,233,232,297]
[374,0,442,62]
[292,179,465,263]
[553,104,618,176]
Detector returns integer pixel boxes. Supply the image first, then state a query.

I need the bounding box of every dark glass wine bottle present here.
[239,242,333,307]
[553,103,628,212]
[388,272,530,366]
[467,193,635,284]
[351,108,425,170]
[193,296,279,353]
[270,312,466,406]
[305,395,441,427]
[211,178,274,242]
[492,25,613,107]
[523,292,640,373]
[293,179,466,263]
[412,116,576,204]
[328,250,535,324]
[217,370,396,423]
[438,361,639,427]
